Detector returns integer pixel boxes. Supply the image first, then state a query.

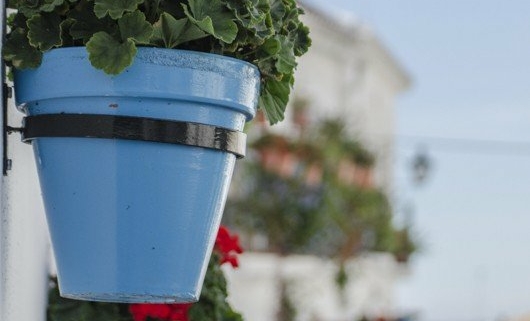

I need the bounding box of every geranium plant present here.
[47,226,244,321]
[4,0,311,124]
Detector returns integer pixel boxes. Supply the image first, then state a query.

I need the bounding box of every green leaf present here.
[269,0,286,32]
[7,0,23,9]
[94,0,144,19]
[3,28,42,69]
[275,35,296,74]
[188,254,244,321]
[260,37,280,56]
[224,0,268,35]
[40,0,65,12]
[255,56,275,80]
[59,18,76,47]
[27,12,62,51]
[86,31,137,74]
[15,0,41,17]
[292,23,311,56]
[182,0,238,43]
[142,0,161,23]
[118,11,153,43]
[7,12,27,30]
[151,13,207,48]
[259,75,293,125]
[69,0,118,43]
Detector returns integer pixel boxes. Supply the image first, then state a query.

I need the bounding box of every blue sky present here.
[304,1,530,320]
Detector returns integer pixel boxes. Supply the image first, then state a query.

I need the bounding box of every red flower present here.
[168,304,192,321]
[215,226,243,268]
[129,303,192,321]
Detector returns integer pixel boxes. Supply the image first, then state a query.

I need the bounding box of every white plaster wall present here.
[223,253,280,321]
[288,8,410,191]
[225,252,406,321]
[293,12,361,125]
[0,91,50,320]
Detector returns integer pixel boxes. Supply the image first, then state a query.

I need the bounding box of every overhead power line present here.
[396,134,530,156]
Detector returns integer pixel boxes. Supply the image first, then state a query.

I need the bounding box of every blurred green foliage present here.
[225,119,418,263]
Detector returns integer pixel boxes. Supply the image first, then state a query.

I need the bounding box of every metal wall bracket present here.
[3,83,11,175]
[2,82,23,175]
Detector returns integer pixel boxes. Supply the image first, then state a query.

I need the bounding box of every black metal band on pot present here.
[21,114,247,158]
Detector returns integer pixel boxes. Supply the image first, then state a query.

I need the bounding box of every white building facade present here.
[226,4,412,321]
[280,4,410,191]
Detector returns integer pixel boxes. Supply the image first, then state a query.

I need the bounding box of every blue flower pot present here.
[14,47,259,303]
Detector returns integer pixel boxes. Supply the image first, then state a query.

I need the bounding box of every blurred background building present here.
[288,3,410,191]
[223,3,415,321]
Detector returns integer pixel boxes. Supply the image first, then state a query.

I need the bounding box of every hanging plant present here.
[4,0,311,124]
